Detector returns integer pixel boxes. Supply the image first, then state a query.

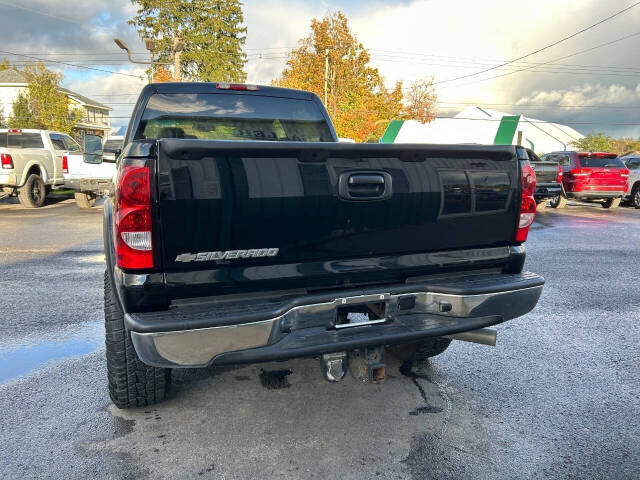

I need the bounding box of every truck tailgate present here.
[530,161,558,184]
[156,140,520,296]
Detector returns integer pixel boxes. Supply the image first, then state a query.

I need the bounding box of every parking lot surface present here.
[1,194,639,479]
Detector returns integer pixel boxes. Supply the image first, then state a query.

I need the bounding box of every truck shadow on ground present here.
[101,353,492,480]
[0,191,74,207]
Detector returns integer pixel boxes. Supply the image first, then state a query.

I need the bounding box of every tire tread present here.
[104,270,170,408]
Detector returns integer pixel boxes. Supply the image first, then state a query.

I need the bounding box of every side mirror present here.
[83,134,103,164]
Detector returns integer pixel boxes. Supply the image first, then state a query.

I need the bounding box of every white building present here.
[381,106,584,154]
[0,68,112,138]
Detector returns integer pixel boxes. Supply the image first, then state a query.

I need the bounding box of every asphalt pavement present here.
[0,193,639,479]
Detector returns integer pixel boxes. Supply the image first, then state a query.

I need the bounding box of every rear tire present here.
[549,194,567,209]
[104,270,171,409]
[602,197,621,209]
[18,174,46,208]
[75,192,97,209]
[632,185,640,209]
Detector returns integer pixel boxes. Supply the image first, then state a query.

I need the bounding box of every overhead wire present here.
[433,1,640,85]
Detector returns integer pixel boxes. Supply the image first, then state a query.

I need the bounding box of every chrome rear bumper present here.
[129,273,544,368]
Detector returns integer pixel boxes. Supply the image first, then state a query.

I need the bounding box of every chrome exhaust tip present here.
[444,328,497,346]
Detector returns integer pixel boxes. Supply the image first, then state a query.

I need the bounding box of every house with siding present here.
[0,68,111,138]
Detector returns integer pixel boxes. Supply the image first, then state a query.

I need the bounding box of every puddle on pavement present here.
[0,324,102,384]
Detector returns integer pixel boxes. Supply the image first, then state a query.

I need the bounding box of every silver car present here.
[621,155,640,208]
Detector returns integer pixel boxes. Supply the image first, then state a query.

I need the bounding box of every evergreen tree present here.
[129,0,247,82]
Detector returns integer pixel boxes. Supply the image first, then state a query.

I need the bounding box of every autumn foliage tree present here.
[153,66,173,83]
[8,63,82,134]
[274,12,404,142]
[402,77,437,124]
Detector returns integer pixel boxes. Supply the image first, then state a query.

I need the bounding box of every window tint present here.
[49,133,66,150]
[623,158,640,170]
[136,93,334,142]
[3,132,45,149]
[50,133,81,152]
[62,135,81,152]
[552,154,571,167]
[578,155,625,168]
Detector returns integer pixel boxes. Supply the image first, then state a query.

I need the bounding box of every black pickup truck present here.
[521,148,564,210]
[86,82,544,408]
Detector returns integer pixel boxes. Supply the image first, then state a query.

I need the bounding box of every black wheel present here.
[601,197,621,209]
[17,174,46,208]
[632,185,640,209]
[549,194,567,209]
[75,192,97,209]
[104,270,171,409]
[536,200,547,211]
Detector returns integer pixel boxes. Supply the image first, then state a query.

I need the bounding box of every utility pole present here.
[324,48,329,106]
[145,39,156,81]
[173,36,184,82]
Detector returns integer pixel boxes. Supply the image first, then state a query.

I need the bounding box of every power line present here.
[438,30,640,89]
[0,48,145,79]
[434,1,640,85]
[437,102,640,110]
[0,1,85,26]
[367,54,640,75]
[368,48,640,71]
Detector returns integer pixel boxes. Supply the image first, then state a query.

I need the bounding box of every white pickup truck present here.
[0,128,81,207]
[0,128,117,208]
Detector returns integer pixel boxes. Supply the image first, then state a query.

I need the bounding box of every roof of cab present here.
[145,82,319,101]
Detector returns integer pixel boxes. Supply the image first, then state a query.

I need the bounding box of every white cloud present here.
[516,83,640,108]
[5,0,639,136]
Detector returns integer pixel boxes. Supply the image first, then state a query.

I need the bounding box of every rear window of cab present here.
[135,93,334,142]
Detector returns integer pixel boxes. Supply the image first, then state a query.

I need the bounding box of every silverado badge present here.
[175,248,279,263]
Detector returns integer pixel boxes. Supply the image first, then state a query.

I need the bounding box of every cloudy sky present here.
[1,0,639,137]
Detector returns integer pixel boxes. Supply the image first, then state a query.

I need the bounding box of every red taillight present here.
[516,164,537,243]
[216,83,259,91]
[1,153,13,169]
[556,164,563,183]
[620,169,630,178]
[62,156,68,174]
[115,162,153,270]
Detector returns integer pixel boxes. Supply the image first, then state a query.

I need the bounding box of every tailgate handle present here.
[349,174,384,186]
[339,171,392,201]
